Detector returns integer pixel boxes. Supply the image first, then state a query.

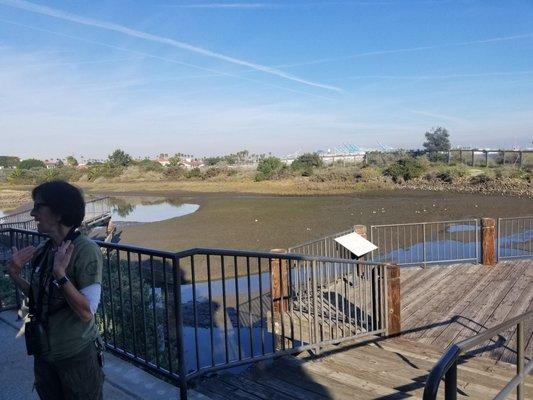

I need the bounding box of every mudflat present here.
[115,190,533,252]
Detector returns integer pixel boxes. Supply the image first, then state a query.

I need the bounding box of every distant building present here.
[181,159,204,170]
[154,155,170,167]
[43,160,58,169]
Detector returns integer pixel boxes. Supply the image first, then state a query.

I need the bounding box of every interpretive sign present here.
[334,232,377,257]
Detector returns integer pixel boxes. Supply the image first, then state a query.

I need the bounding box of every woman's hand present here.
[8,246,37,277]
[53,240,75,279]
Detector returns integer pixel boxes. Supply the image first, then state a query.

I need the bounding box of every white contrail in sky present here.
[170,3,277,9]
[0,18,336,101]
[0,0,341,92]
[280,33,533,68]
[348,71,533,80]
[166,1,451,8]
[406,108,467,124]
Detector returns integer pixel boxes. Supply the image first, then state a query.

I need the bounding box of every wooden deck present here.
[193,337,532,399]
[192,259,532,399]
[400,259,532,363]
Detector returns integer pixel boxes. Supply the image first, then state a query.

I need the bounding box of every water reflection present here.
[109,197,199,222]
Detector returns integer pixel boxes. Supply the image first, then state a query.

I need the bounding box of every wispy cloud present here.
[167,3,278,9]
[0,0,341,92]
[348,71,533,81]
[405,108,467,125]
[0,18,335,100]
[5,57,145,69]
[280,33,533,68]
[164,1,452,9]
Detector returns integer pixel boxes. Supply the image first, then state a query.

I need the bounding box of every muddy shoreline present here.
[115,190,532,251]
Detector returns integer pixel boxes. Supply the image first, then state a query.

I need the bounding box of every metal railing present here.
[497,217,533,260]
[288,227,355,259]
[423,310,533,400]
[0,228,390,400]
[0,197,111,231]
[370,220,480,266]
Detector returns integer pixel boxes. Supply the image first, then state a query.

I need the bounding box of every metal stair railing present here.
[423,310,533,400]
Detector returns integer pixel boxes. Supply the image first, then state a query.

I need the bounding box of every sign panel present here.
[334,232,377,257]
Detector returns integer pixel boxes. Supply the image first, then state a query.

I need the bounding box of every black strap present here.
[28,228,81,322]
[28,240,53,321]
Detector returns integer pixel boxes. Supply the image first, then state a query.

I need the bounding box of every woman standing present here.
[7,181,104,400]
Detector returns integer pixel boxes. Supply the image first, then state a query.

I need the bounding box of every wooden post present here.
[519,151,523,167]
[502,151,506,165]
[485,150,489,167]
[459,150,463,164]
[270,249,289,314]
[386,264,401,336]
[471,150,475,166]
[354,224,368,261]
[481,218,496,266]
[354,224,367,239]
[270,249,290,350]
[447,150,451,164]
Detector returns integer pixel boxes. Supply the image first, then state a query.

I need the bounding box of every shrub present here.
[310,166,358,182]
[7,168,36,184]
[39,166,82,183]
[427,164,468,183]
[291,153,323,173]
[469,173,492,185]
[163,166,186,180]
[107,149,132,167]
[202,167,229,179]
[186,168,202,179]
[383,158,426,182]
[494,166,530,180]
[18,159,45,170]
[87,162,124,180]
[137,159,164,173]
[255,157,286,181]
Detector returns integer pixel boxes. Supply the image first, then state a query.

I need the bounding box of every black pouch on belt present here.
[95,336,105,367]
[25,319,50,356]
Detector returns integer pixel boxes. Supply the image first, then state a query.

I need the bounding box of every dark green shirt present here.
[30,234,103,361]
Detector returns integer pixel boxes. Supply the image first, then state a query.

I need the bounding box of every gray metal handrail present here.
[1,227,391,400]
[0,197,111,232]
[423,310,533,400]
[497,216,533,260]
[370,219,480,266]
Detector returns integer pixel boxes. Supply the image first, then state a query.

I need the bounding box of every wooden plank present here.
[446,262,526,345]
[402,264,483,336]
[403,263,500,343]
[495,284,533,364]
[352,341,533,392]
[426,263,516,349]
[324,347,508,399]
[217,374,295,400]
[401,266,460,308]
[199,379,262,400]
[401,264,470,320]
[401,267,432,294]
[477,263,532,363]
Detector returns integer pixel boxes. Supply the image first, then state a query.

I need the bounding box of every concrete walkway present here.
[0,310,204,400]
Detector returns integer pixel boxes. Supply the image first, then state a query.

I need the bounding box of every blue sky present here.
[0,0,532,159]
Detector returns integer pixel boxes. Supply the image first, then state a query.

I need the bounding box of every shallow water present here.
[109,196,199,222]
